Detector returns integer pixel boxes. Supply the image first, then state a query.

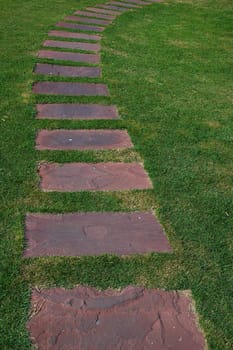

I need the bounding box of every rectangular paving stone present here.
[39,162,152,191]
[123,0,151,4]
[36,130,133,150]
[110,1,141,8]
[48,30,101,41]
[56,21,104,32]
[35,64,101,78]
[65,15,111,26]
[27,286,205,350]
[97,4,128,11]
[38,50,100,63]
[74,10,115,20]
[43,40,100,51]
[86,7,121,15]
[36,104,119,120]
[24,212,171,257]
[33,82,109,96]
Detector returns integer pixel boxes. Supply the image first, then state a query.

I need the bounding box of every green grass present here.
[0,0,232,349]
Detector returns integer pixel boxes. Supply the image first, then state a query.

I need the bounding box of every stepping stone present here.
[86,7,121,15]
[97,4,128,11]
[27,286,205,350]
[123,0,151,4]
[24,212,171,257]
[56,21,104,32]
[74,10,115,20]
[33,82,109,96]
[65,15,111,26]
[48,30,101,41]
[110,1,141,8]
[35,64,101,78]
[37,50,100,63]
[39,162,152,191]
[36,130,133,150]
[36,104,119,120]
[43,40,101,52]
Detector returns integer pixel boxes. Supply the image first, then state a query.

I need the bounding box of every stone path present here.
[26,1,205,348]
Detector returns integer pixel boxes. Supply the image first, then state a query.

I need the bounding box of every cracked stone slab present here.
[86,7,122,15]
[38,50,100,63]
[24,212,171,257]
[56,21,104,32]
[36,130,133,150]
[33,82,109,96]
[27,286,205,350]
[39,162,152,191]
[110,1,141,8]
[65,15,111,26]
[48,30,101,41]
[35,64,101,78]
[74,10,115,20]
[36,104,119,120]
[43,40,101,51]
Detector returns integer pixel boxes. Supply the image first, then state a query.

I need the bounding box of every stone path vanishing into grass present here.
[25,1,206,348]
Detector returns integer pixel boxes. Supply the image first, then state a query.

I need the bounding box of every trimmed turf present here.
[0,0,232,349]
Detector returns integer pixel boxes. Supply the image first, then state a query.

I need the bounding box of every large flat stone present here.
[36,104,119,120]
[110,1,141,8]
[43,40,100,51]
[97,4,128,11]
[48,30,101,41]
[35,64,101,77]
[39,162,152,191]
[123,0,151,4]
[33,82,109,96]
[65,15,111,26]
[27,286,205,350]
[74,10,115,20]
[38,50,100,63]
[56,21,104,32]
[24,212,171,257]
[86,7,121,15]
[36,130,133,150]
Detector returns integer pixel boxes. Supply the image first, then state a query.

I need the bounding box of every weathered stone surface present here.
[65,15,111,26]
[97,4,128,11]
[36,130,133,150]
[74,10,115,20]
[36,104,119,120]
[24,212,171,257]
[48,30,101,41]
[110,1,141,8]
[27,286,205,350]
[86,7,121,15]
[33,82,109,96]
[39,162,152,191]
[56,21,104,32]
[35,64,101,78]
[43,40,100,51]
[38,50,100,63]
[122,0,151,4]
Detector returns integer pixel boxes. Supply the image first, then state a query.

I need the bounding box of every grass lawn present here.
[0,0,232,348]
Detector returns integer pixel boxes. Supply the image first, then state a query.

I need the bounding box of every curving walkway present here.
[25,1,205,349]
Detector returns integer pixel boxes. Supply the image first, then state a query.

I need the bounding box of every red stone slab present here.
[74,10,115,20]
[33,82,109,96]
[86,7,121,15]
[110,1,141,8]
[38,50,99,63]
[48,30,101,41]
[35,64,101,78]
[56,21,104,32]
[43,40,100,52]
[24,212,171,257]
[65,15,111,26]
[36,104,119,120]
[28,286,205,350]
[39,162,152,191]
[97,4,128,11]
[36,130,133,150]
